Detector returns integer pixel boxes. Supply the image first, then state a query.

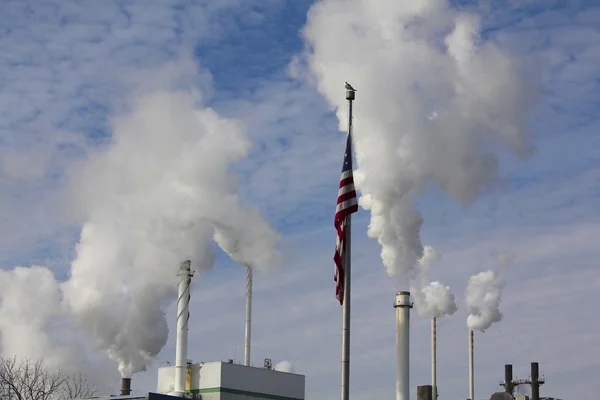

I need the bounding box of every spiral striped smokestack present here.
[245,265,253,367]
[169,260,194,397]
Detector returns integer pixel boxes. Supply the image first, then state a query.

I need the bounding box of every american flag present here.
[334,134,358,305]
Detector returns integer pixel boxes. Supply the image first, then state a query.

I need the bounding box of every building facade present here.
[157,361,305,400]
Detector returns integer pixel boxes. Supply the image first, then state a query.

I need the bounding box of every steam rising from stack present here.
[465,269,506,332]
[413,246,457,318]
[0,66,281,380]
[464,255,512,400]
[294,0,539,291]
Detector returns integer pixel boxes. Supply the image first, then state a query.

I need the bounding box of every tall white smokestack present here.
[244,265,253,366]
[395,291,412,400]
[432,318,437,400]
[171,260,193,396]
[468,329,474,400]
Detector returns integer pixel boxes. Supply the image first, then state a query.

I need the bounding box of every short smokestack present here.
[531,362,540,400]
[244,265,253,367]
[431,318,437,400]
[417,384,433,400]
[468,329,474,400]
[170,260,194,396]
[504,364,513,395]
[120,378,131,396]
[394,291,412,400]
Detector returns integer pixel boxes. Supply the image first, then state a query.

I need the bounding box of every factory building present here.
[74,261,305,400]
[75,394,187,400]
[74,359,304,400]
[156,359,305,399]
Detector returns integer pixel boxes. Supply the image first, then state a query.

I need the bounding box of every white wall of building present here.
[157,361,305,400]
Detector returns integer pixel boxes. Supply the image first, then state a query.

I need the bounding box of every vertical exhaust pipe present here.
[431,318,436,400]
[120,378,131,396]
[468,329,474,400]
[244,265,253,367]
[171,260,194,396]
[531,362,540,400]
[395,291,412,400]
[504,364,513,396]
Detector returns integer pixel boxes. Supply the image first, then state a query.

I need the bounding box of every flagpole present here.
[341,84,355,400]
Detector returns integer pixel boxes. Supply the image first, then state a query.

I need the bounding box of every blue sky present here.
[1,1,599,399]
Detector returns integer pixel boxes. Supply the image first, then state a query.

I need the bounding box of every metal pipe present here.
[120,378,131,396]
[244,265,253,366]
[173,260,193,396]
[432,318,436,400]
[504,364,513,396]
[531,362,540,400]
[395,291,412,400]
[468,329,474,400]
[340,84,355,400]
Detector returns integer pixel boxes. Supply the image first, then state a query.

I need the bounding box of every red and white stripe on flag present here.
[333,135,358,305]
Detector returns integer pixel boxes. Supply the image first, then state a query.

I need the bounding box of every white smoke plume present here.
[274,360,296,373]
[0,267,118,390]
[213,208,282,273]
[464,269,505,332]
[464,252,514,331]
[294,0,539,288]
[0,67,280,379]
[0,267,76,369]
[412,246,458,318]
[63,87,281,377]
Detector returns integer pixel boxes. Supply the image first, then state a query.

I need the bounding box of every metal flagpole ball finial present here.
[345,82,356,100]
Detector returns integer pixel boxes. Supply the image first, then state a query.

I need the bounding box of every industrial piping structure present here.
[468,329,474,400]
[501,362,545,399]
[394,291,412,400]
[244,265,253,367]
[431,318,437,400]
[169,260,194,397]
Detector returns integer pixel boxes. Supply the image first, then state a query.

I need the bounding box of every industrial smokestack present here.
[244,265,253,367]
[395,291,412,400]
[170,260,194,396]
[120,378,131,396]
[468,329,474,400]
[504,364,513,395]
[431,318,437,400]
[531,362,540,400]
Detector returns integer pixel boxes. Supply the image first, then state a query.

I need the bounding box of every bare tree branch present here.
[58,372,98,400]
[0,357,96,400]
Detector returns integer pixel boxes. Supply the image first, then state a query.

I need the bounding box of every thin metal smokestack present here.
[531,362,540,400]
[244,265,253,367]
[468,329,474,400]
[171,260,193,396]
[394,291,412,400]
[504,364,513,396]
[431,318,436,400]
[120,378,131,396]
